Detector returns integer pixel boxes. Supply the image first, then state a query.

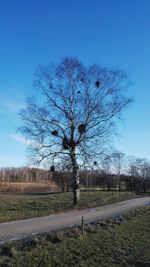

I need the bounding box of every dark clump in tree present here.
[19,57,132,205]
[62,136,70,150]
[50,165,55,172]
[51,130,59,136]
[95,80,100,88]
[78,124,86,134]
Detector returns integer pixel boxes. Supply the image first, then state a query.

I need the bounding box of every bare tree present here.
[126,156,139,191]
[19,57,132,205]
[135,158,150,193]
[102,155,112,191]
[111,151,125,191]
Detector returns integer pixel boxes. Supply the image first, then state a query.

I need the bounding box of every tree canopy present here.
[20,57,132,205]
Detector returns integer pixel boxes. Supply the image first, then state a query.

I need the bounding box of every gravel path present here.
[0,197,150,244]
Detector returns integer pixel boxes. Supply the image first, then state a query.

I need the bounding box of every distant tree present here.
[127,156,139,191]
[52,156,72,192]
[111,151,125,191]
[102,155,112,191]
[19,57,132,205]
[126,156,150,193]
[135,158,150,193]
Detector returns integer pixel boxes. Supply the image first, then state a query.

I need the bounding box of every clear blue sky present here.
[0,0,150,167]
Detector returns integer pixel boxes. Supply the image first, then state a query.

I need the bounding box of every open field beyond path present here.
[0,191,144,223]
[0,196,149,244]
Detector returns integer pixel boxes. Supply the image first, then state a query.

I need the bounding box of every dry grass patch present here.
[0,182,60,193]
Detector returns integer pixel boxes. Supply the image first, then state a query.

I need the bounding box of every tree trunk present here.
[118,174,121,192]
[71,151,80,206]
[107,177,110,191]
[66,177,69,192]
[143,181,146,193]
[130,179,133,192]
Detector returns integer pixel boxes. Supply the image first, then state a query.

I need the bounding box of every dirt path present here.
[0,197,150,244]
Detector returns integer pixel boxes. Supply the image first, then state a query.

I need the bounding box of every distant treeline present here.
[0,167,52,183]
[80,170,150,193]
[0,166,150,193]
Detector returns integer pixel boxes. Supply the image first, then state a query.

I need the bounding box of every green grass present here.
[0,191,144,222]
[0,206,149,266]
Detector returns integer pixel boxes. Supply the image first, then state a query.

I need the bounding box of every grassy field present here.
[0,191,145,223]
[0,182,59,193]
[0,205,149,266]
